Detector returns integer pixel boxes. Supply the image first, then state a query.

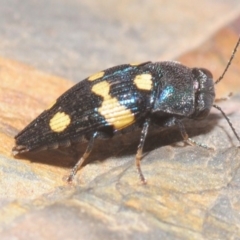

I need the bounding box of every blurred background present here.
[1,0,240,82]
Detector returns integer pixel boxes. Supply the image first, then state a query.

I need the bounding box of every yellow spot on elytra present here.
[49,112,71,132]
[91,81,135,130]
[130,62,142,66]
[46,100,57,110]
[91,81,110,98]
[88,71,105,81]
[133,74,152,91]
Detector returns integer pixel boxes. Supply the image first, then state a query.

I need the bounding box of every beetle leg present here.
[176,120,213,150]
[135,119,150,184]
[67,132,97,182]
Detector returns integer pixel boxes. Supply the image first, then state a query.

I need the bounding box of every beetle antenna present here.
[215,37,240,85]
[213,104,240,145]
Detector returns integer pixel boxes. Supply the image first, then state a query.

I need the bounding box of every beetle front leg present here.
[176,119,213,150]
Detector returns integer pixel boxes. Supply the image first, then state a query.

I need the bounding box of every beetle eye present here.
[199,68,213,79]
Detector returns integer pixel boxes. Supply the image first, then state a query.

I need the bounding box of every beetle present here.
[12,38,240,184]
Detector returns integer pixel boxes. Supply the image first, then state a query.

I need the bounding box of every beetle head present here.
[190,68,215,120]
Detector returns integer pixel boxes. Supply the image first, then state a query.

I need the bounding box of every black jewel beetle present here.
[12,38,240,184]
